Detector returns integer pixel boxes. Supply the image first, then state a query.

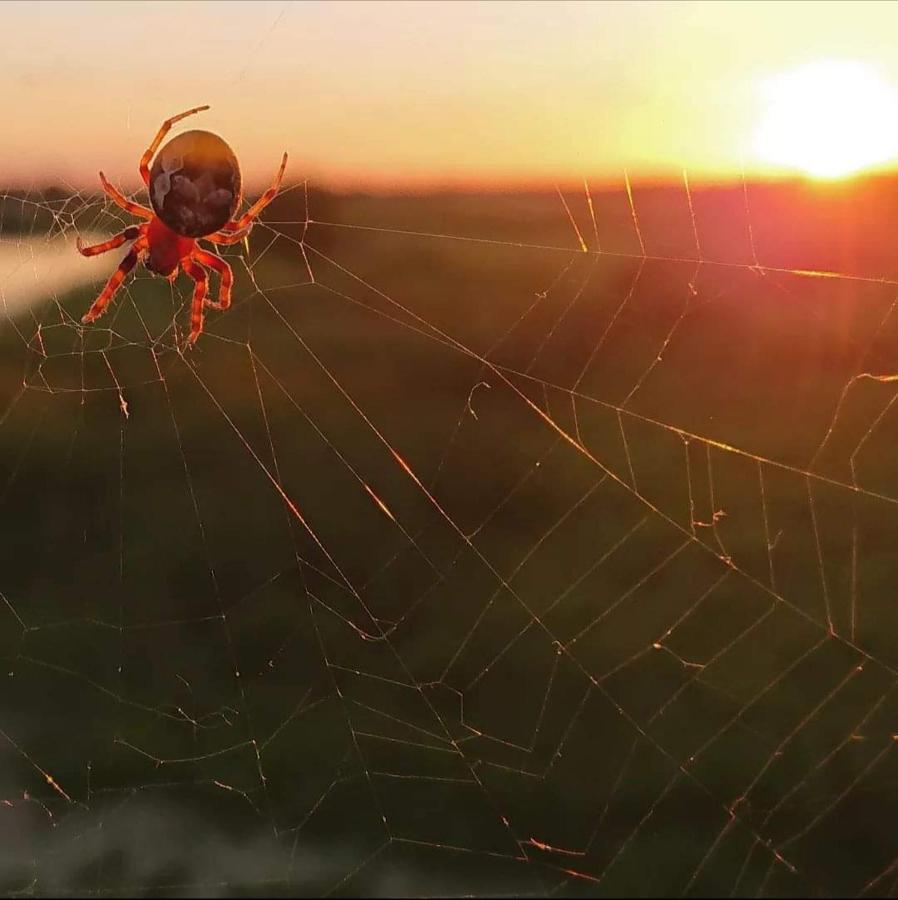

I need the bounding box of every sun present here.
[753,60,898,179]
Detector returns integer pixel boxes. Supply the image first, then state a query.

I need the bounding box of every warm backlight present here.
[754,60,898,178]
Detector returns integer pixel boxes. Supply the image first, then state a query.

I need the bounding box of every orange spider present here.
[77,105,288,344]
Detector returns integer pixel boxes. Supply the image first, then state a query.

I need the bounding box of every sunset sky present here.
[4,0,898,190]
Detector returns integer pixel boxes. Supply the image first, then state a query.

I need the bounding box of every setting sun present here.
[754,60,898,179]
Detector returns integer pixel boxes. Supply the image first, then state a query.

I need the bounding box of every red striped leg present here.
[182,258,209,344]
[77,225,143,258]
[192,249,233,311]
[222,152,288,231]
[81,236,147,323]
[139,105,210,186]
[205,224,253,245]
[99,172,152,218]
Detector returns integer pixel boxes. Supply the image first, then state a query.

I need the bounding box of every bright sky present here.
[4,0,898,190]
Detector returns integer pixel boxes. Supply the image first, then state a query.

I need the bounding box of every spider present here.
[77,105,288,344]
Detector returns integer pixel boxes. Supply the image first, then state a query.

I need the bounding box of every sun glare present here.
[754,60,898,179]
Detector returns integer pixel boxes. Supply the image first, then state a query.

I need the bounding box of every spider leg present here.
[139,105,210,186]
[99,172,152,219]
[192,249,233,311]
[77,225,144,257]
[222,152,288,232]
[183,258,210,344]
[81,236,147,324]
[205,224,252,245]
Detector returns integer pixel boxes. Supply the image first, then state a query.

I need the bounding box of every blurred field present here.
[4,178,898,895]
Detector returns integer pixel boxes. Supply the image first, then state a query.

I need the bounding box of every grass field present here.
[3,178,898,895]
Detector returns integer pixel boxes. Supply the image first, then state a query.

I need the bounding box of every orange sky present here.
[4,0,898,191]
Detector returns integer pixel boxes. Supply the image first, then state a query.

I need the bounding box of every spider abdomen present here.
[149,129,242,238]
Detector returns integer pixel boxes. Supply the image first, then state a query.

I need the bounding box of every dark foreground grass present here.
[3,183,898,895]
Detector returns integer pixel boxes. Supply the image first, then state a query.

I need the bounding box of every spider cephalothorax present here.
[78,105,287,344]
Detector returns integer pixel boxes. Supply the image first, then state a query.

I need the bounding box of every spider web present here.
[4,166,898,897]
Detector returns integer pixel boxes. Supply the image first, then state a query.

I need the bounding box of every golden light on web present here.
[753,60,898,179]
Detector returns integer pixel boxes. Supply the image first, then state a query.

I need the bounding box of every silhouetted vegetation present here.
[3,180,898,895]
